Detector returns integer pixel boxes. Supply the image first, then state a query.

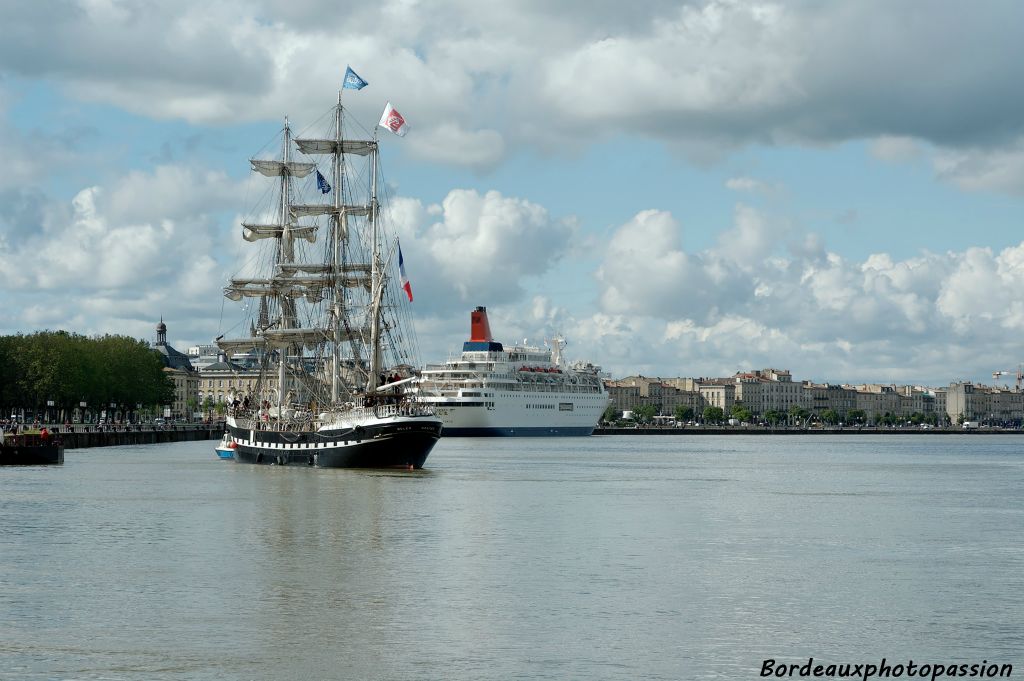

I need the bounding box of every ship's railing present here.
[349,400,436,420]
[230,398,435,429]
[416,380,604,395]
[229,409,315,431]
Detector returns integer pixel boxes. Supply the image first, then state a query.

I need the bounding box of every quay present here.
[595,426,1022,435]
[6,424,223,450]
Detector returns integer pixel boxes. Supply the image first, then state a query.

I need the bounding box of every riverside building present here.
[151,319,200,420]
[606,368,1018,425]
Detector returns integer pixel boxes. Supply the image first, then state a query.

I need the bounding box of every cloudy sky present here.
[2,0,1023,387]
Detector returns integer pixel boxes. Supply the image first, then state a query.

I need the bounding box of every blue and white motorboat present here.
[214,433,235,460]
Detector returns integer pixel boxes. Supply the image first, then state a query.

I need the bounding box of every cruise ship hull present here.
[427,396,606,437]
[441,425,595,437]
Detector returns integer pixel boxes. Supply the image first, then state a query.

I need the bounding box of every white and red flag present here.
[378,102,408,137]
[398,241,413,302]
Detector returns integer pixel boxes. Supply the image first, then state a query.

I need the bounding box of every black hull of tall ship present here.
[226,420,442,469]
[1,442,64,466]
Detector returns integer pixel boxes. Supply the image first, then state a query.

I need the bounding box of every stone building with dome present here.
[152,318,200,420]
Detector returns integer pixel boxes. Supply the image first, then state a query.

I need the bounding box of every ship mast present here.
[277,117,295,415]
[221,117,321,406]
[368,127,382,392]
[289,95,380,402]
[331,94,343,403]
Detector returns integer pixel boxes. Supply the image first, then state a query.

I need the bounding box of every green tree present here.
[634,404,658,423]
[848,409,866,425]
[764,409,785,425]
[730,404,752,423]
[674,405,694,422]
[821,408,840,425]
[602,404,619,423]
[703,406,725,424]
[788,405,809,426]
[0,331,173,419]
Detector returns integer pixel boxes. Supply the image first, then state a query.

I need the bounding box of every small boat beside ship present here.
[214,433,235,460]
[414,306,610,436]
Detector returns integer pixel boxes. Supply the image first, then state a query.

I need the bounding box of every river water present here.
[1,435,1022,680]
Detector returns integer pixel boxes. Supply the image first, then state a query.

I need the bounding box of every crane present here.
[992,365,1023,391]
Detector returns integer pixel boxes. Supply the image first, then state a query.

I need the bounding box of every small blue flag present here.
[343,66,368,91]
[316,169,331,194]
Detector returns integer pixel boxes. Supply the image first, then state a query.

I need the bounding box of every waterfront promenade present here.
[8,423,1013,448]
[596,425,1020,435]
[5,423,222,449]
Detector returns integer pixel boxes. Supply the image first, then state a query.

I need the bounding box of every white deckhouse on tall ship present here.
[415,307,610,436]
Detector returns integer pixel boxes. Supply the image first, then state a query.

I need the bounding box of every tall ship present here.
[216,87,441,468]
[415,307,610,436]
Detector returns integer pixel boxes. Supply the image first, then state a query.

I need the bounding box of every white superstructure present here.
[415,307,609,436]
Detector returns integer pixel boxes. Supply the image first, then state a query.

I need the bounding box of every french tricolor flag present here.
[398,241,413,302]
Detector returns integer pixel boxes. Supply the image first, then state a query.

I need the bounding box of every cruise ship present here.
[415,307,610,436]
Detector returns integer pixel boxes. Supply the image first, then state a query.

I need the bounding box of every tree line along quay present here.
[0,331,175,426]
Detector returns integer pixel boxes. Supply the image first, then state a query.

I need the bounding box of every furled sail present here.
[224,277,336,301]
[277,272,370,290]
[290,204,372,219]
[250,159,316,177]
[260,327,374,348]
[294,139,376,156]
[216,337,267,356]
[278,264,371,276]
[260,327,332,349]
[277,264,371,289]
[242,222,318,243]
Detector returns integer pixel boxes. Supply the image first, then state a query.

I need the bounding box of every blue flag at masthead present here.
[343,66,368,90]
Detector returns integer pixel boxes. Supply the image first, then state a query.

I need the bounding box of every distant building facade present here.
[733,369,803,415]
[186,344,223,371]
[605,376,701,417]
[198,356,277,407]
[604,368,1021,425]
[151,319,199,420]
[946,382,1024,424]
[697,380,735,413]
